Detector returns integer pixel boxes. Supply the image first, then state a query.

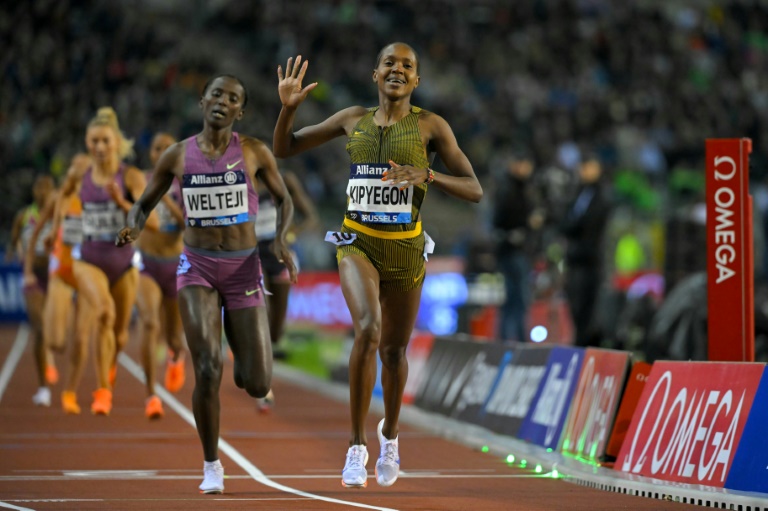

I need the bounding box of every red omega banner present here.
[705,139,754,361]
[559,348,630,463]
[615,361,764,487]
[605,361,652,460]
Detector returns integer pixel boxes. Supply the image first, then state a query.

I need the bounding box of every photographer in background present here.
[561,153,612,347]
[492,151,544,342]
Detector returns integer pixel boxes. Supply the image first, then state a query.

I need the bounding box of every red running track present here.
[0,324,703,510]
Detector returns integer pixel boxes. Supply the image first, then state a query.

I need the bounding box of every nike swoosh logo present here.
[227,160,242,170]
[245,289,259,296]
[353,130,364,136]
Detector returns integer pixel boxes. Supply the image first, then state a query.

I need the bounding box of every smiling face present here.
[200,76,245,128]
[373,43,420,99]
[85,125,119,165]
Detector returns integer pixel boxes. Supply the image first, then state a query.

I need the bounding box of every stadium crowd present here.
[4,0,768,356]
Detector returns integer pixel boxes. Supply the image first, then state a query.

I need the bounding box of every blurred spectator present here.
[492,150,543,342]
[5,0,768,316]
[561,154,612,347]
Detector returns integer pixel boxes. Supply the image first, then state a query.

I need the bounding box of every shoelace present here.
[380,441,398,464]
[346,448,366,470]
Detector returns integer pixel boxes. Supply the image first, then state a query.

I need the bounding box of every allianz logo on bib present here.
[188,174,225,185]
[353,164,387,176]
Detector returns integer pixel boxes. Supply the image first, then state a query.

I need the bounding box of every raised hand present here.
[277,55,318,109]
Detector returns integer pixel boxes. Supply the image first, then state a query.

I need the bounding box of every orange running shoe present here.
[109,364,117,388]
[61,391,81,415]
[144,395,164,420]
[91,388,112,416]
[164,358,186,393]
[45,365,59,385]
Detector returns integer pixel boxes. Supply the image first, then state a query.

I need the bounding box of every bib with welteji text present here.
[183,170,249,227]
[345,163,413,224]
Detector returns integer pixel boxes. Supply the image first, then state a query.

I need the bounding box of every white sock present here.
[204,459,222,469]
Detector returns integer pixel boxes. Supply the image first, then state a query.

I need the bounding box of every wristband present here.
[425,168,435,185]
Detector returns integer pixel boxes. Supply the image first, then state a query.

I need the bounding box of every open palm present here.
[277,55,317,108]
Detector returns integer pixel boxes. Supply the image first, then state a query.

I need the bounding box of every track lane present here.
[0,324,704,510]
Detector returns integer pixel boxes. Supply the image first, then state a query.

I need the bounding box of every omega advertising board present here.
[559,348,631,463]
[615,361,764,487]
[517,346,585,450]
[479,345,554,438]
[705,138,754,361]
[0,263,25,322]
[413,336,486,416]
[605,361,653,460]
[449,342,518,425]
[724,367,768,493]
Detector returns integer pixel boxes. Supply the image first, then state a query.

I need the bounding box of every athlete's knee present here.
[115,330,129,351]
[94,303,116,331]
[379,344,407,369]
[141,314,161,337]
[193,355,222,394]
[355,316,381,352]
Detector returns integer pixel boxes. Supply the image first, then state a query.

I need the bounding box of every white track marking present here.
[118,353,398,511]
[5,499,308,503]
[0,324,29,404]
[0,473,539,482]
[0,501,35,511]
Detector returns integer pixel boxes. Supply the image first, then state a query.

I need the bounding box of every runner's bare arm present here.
[22,191,57,284]
[384,113,482,202]
[6,210,24,262]
[284,171,320,234]
[123,166,160,232]
[273,105,363,158]
[244,136,297,283]
[117,143,181,246]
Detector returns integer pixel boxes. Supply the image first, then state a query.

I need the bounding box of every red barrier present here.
[705,139,754,361]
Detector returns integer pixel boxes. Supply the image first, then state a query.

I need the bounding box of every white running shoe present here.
[199,460,224,494]
[256,388,274,414]
[375,419,400,487]
[32,387,51,407]
[341,444,369,488]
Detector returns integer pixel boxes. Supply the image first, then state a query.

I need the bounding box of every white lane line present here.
[5,498,308,503]
[118,353,398,511]
[0,324,29,404]
[0,473,540,482]
[0,501,35,511]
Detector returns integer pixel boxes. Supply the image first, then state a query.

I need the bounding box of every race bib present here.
[346,163,412,224]
[82,202,125,241]
[183,170,249,227]
[325,231,357,246]
[254,202,278,239]
[22,222,52,255]
[156,200,181,233]
[61,215,84,245]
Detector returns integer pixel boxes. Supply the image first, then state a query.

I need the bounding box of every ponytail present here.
[88,107,135,160]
